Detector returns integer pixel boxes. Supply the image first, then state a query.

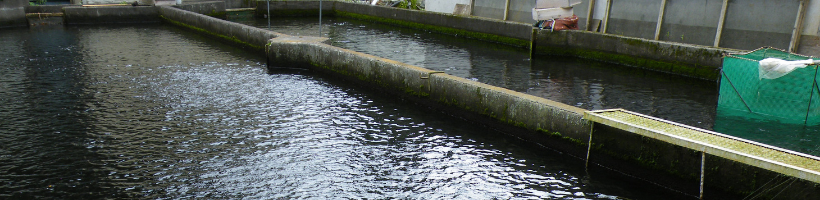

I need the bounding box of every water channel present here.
[0,24,694,199]
[237,17,820,157]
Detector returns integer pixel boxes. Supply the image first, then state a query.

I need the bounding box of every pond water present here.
[0,24,691,199]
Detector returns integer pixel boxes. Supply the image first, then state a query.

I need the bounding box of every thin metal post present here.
[267,0,270,30]
[789,0,807,53]
[503,0,511,21]
[586,0,596,31]
[714,0,729,47]
[585,124,594,169]
[700,151,706,200]
[654,0,667,40]
[601,0,612,33]
[470,0,475,16]
[319,0,323,36]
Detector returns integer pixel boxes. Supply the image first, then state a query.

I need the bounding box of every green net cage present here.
[718,47,820,125]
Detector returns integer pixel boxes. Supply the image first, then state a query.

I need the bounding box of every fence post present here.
[601,0,612,33]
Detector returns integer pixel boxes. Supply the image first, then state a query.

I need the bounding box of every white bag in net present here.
[758,58,815,80]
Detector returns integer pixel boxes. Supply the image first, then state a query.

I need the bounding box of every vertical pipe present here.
[654,0,667,40]
[585,124,594,169]
[503,0,511,21]
[470,0,475,16]
[714,0,729,47]
[266,0,270,30]
[319,0,323,36]
[601,0,612,33]
[586,0,596,31]
[699,151,706,200]
[789,0,807,53]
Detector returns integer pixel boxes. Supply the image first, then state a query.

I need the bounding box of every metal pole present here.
[601,0,612,33]
[470,0,475,16]
[789,0,807,53]
[319,0,323,36]
[267,0,270,30]
[699,151,706,200]
[503,0,511,21]
[586,0,596,31]
[654,0,667,40]
[714,0,729,47]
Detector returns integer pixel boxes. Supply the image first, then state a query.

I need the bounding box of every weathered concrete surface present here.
[158,6,281,50]
[533,29,740,80]
[26,5,81,14]
[64,6,160,24]
[0,0,27,27]
[173,1,226,18]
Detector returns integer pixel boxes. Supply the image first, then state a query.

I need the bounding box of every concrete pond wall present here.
[0,0,27,27]
[5,1,820,198]
[255,0,736,81]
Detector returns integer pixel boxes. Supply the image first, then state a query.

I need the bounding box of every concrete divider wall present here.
[158,6,281,50]
[534,29,740,80]
[0,0,27,27]
[265,35,594,155]
[64,6,161,24]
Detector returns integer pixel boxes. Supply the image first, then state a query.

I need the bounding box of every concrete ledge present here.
[159,6,282,50]
[64,6,160,24]
[534,29,741,80]
[172,1,226,18]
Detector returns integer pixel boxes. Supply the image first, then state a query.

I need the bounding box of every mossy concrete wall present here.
[64,6,160,24]
[158,6,281,50]
[0,0,27,27]
[265,34,594,157]
[533,29,741,81]
[257,1,739,80]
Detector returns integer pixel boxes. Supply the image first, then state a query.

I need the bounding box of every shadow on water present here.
[1,25,107,198]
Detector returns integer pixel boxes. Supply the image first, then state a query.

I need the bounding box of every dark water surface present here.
[239,17,820,156]
[0,24,691,199]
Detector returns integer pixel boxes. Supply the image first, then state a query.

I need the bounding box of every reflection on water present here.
[237,17,820,156]
[0,24,688,199]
